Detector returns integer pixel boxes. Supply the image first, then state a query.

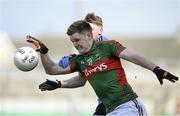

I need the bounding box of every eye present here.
[74,39,80,42]
[71,38,80,43]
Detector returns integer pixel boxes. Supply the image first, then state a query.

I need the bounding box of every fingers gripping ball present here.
[14,47,39,71]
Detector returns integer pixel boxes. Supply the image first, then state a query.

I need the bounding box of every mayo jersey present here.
[69,40,138,113]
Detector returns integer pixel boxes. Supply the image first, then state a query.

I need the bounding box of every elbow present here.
[75,83,85,88]
[45,70,54,75]
[44,64,61,75]
[44,69,57,75]
[79,84,85,87]
[45,71,54,75]
[79,81,86,87]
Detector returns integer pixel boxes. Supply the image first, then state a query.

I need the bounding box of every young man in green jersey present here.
[58,13,108,115]
[27,20,178,115]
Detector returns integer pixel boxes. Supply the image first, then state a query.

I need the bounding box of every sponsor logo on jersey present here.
[83,63,107,77]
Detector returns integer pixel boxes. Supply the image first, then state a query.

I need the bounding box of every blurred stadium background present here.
[0,0,180,115]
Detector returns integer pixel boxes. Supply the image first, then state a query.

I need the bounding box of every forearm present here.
[40,53,70,75]
[39,74,86,91]
[61,75,86,88]
[120,49,178,85]
[40,53,55,71]
[120,49,157,71]
[130,54,157,71]
[26,35,70,75]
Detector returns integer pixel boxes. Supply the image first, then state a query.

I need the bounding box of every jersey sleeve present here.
[108,40,126,57]
[97,36,109,41]
[69,56,79,73]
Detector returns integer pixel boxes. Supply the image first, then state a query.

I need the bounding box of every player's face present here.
[89,23,103,40]
[70,31,93,54]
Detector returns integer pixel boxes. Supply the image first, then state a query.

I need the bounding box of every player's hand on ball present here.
[153,67,179,85]
[26,35,48,54]
[39,79,61,91]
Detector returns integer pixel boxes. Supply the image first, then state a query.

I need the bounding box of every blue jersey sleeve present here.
[59,54,77,69]
[96,36,109,42]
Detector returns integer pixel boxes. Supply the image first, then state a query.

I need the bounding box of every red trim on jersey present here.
[69,63,73,72]
[69,62,76,73]
[114,64,128,85]
[112,40,126,57]
[115,50,122,57]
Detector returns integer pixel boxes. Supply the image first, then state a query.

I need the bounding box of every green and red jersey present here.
[70,40,138,113]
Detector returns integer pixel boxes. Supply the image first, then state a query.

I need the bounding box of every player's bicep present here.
[119,48,130,60]
[49,63,72,75]
[119,48,138,61]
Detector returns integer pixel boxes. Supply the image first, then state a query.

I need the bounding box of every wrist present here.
[153,66,160,74]
[39,47,48,54]
[39,43,49,54]
[40,50,48,54]
[57,80,61,88]
[153,66,166,80]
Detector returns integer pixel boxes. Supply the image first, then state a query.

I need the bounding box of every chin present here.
[79,51,85,54]
[78,48,89,54]
[79,50,87,54]
[77,50,83,54]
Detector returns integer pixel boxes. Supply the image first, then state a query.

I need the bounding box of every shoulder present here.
[101,36,109,40]
[70,54,85,65]
[97,36,110,41]
[71,54,82,61]
[96,40,126,52]
[96,40,121,46]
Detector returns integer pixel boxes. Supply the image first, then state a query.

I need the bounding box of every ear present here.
[87,31,93,38]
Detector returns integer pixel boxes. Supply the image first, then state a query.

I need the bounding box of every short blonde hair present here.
[85,12,103,26]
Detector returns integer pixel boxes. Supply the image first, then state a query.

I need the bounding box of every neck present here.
[83,39,94,54]
[95,35,101,40]
[88,39,94,51]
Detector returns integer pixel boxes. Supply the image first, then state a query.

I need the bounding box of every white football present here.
[14,46,39,71]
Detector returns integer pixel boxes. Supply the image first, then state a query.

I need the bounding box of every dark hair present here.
[67,20,92,36]
[85,12,103,26]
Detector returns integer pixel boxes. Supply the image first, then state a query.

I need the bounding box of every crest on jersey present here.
[95,53,101,60]
[87,57,93,65]
[81,60,85,64]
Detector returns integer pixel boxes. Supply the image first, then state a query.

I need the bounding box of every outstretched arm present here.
[39,73,86,91]
[61,73,86,88]
[120,48,178,85]
[40,53,71,75]
[120,49,156,71]
[26,35,71,75]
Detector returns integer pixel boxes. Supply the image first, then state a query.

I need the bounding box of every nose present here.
[73,42,77,46]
